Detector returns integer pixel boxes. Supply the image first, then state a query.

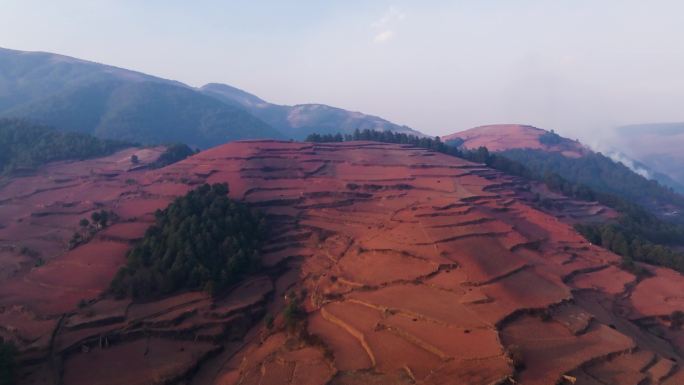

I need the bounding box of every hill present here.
[0,47,422,146]
[443,124,587,157]
[201,83,423,139]
[444,124,684,219]
[3,140,684,384]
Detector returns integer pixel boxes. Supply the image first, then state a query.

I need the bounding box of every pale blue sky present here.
[1,0,683,140]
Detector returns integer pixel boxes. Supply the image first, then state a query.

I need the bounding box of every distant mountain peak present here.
[0,46,181,86]
[201,82,424,139]
[200,83,268,108]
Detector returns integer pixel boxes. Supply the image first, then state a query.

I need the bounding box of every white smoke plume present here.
[590,142,652,179]
[606,151,651,179]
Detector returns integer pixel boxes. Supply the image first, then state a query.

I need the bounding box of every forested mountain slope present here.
[0,47,421,147]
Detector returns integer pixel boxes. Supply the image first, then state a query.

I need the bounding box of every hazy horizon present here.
[2,0,684,141]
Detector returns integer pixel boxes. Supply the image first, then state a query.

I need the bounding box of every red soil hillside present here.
[443,124,587,157]
[1,140,684,385]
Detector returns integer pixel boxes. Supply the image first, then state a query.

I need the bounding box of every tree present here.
[472,147,490,164]
[611,233,631,258]
[671,310,684,330]
[99,210,109,227]
[283,292,305,332]
[130,154,139,164]
[89,210,113,228]
[264,313,274,329]
[0,340,16,385]
[79,218,90,228]
[539,130,562,145]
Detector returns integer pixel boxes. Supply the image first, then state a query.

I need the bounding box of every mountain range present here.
[0,47,420,148]
[200,83,420,139]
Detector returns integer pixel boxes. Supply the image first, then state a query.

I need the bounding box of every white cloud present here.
[373,30,395,43]
[371,6,405,44]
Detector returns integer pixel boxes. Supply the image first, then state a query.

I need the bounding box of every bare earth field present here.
[1,140,684,385]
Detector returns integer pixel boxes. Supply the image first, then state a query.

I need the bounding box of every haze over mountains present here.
[606,123,684,192]
[0,47,420,147]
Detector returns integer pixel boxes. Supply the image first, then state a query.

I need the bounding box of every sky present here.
[1,0,684,140]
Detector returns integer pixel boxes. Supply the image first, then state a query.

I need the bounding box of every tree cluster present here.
[0,119,130,175]
[538,130,563,145]
[306,129,462,155]
[575,222,684,274]
[109,183,265,299]
[69,210,117,249]
[149,143,197,169]
[499,148,684,213]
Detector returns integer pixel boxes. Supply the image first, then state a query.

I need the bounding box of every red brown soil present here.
[2,140,684,385]
[445,125,617,224]
[62,338,218,385]
[443,124,588,158]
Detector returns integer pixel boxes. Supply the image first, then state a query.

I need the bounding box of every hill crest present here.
[443,124,587,158]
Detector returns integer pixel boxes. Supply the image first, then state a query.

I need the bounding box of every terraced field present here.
[1,140,684,384]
